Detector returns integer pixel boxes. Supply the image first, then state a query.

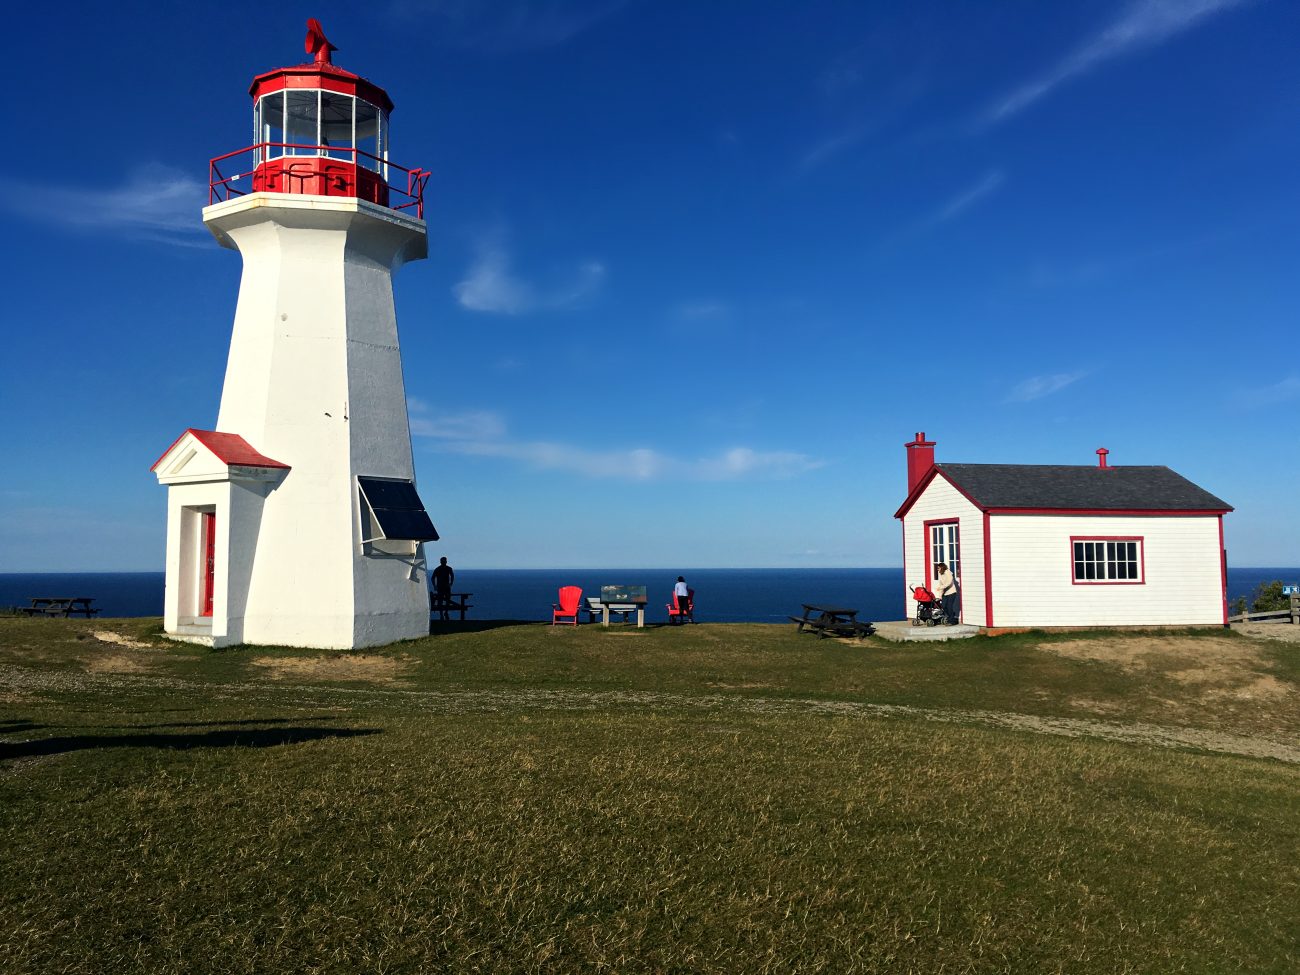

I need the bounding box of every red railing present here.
[209,143,430,219]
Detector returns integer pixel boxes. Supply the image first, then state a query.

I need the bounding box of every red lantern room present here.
[209,19,428,217]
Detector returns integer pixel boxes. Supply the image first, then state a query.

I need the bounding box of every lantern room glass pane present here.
[285,90,319,154]
[355,100,380,170]
[259,92,286,161]
[320,91,354,159]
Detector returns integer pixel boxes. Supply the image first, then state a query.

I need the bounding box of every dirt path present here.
[4,666,1297,766]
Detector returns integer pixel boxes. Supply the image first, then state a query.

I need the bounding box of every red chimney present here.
[1096,448,1110,469]
[905,432,936,494]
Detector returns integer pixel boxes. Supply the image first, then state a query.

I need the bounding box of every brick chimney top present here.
[905,432,937,494]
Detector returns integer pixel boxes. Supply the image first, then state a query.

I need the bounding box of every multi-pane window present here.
[929,522,960,581]
[254,91,389,168]
[1072,538,1142,583]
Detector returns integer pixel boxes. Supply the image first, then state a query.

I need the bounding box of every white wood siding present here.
[901,475,987,626]
[989,515,1224,627]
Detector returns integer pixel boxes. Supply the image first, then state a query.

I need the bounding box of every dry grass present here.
[91,630,156,650]
[249,653,414,683]
[84,653,153,674]
[1039,633,1295,729]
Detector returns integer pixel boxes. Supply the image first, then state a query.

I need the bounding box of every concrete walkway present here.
[874,620,980,642]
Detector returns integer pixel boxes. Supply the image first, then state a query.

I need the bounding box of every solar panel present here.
[357,476,439,541]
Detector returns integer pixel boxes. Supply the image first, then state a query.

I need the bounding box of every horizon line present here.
[4,565,1299,574]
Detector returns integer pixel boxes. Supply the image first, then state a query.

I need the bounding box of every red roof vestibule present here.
[151,429,289,472]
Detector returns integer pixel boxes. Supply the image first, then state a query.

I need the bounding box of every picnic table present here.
[430,592,473,621]
[18,597,100,618]
[789,604,872,640]
[598,585,648,628]
[585,597,636,625]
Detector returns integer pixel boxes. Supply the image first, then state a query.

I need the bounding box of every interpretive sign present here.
[601,585,647,604]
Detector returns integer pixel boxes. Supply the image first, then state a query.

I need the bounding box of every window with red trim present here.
[1072,537,1143,583]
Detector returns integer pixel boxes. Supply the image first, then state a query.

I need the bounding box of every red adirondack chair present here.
[552,586,583,625]
[666,588,695,623]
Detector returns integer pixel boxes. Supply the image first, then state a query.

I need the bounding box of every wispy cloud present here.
[799,126,874,173]
[0,164,208,245]
[409,406,823,480]
[407,400,508,439]
[798,63,930,173]
[981,0,1251,126]
[453,239,605,314]
[448,441,823,480]
[392,0,630,52]
[790,51,935,174]
[912,169,1005,233]
[1006,371,1088,403]
[1028,223,1252,288]
[1233,375,1300,410]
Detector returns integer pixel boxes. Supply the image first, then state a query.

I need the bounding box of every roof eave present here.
[894,466,989,519]
[985,506,1234,516]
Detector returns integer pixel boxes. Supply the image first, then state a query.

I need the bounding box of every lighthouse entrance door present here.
[200,512,216,618]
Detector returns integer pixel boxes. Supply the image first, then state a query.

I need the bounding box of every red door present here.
[201,512,216,618]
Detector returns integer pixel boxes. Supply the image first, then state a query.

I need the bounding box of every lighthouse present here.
[152,20,438,649]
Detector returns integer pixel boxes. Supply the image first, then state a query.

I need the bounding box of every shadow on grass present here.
[0,726,378,762]
[0,720,42,734]
[124,717,342,730]
[428,620,544,635]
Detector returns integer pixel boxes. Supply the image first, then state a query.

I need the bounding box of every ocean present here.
[1,567,1296,624]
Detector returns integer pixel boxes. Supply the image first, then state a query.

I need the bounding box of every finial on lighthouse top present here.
[305,18,337,65]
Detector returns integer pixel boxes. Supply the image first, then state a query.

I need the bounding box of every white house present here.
[895,434,1232,629]
[152,23,438,649]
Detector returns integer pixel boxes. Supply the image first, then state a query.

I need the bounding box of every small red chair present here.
[552,586,583,626]
[666,588,695,623]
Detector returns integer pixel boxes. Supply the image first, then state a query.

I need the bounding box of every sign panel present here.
[601,585,647,604]
[1283,585,1298,596]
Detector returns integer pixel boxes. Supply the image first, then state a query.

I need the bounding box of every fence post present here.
[1291,593,1299,626]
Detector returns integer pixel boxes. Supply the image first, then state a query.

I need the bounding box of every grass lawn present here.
[2,618,1298,973]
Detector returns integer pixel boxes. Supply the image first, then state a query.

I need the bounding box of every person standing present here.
[933,563,959,624]
[432,557,455,620]
[672,576,691,624]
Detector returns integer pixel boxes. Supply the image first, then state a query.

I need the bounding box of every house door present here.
[928,521,960,584]
[200,512,216,618]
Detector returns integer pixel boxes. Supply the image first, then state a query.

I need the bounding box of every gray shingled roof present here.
[936,464,1232,511]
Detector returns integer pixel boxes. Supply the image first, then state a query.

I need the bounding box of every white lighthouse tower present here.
[152,20,438,649]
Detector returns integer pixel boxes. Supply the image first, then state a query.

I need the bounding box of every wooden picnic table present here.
[430,592,473,621]
[789,604,872,639]
[19,597,100,618]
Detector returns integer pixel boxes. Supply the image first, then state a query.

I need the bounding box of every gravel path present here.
[1232,621,1300,643]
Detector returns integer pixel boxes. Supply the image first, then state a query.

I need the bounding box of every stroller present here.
[912,585,953,627]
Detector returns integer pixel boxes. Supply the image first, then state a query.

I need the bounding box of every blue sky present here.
[2,0,1297,570]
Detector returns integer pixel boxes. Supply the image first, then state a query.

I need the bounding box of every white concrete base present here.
[874,620,981,642]
[164,621,219,648]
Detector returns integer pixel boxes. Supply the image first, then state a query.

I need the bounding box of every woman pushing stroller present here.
[933,563,959,624]
[912,564,960,626]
